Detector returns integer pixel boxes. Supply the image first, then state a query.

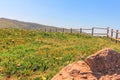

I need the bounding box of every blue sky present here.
[0,0,120,29]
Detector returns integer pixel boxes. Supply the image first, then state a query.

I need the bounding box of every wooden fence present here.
[108,29,120,43]
[40,27,120,43]
[41,27,109,36]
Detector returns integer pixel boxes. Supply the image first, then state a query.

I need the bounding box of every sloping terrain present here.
[0,18,86,33]
[0,18,57,30]
[0,28,120,80]
[52,48,120,80]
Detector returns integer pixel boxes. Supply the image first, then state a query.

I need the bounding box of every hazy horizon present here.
[0,0,120,30]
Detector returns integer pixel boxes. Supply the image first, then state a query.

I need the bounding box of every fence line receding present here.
[39,27,120,43]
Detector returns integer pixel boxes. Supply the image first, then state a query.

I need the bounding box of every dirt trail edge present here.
[51,48,120,80]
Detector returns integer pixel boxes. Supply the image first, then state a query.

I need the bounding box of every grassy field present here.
[0,28,120,80]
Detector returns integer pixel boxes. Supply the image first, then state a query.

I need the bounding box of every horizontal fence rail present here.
[108,29,120,43]
[41,27,109,36]
[39,27,120,43]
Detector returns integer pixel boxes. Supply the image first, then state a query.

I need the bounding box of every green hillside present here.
[0,28,120,80]
[0,18,58,30]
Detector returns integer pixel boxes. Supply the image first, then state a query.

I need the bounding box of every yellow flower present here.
[41,76,46,80]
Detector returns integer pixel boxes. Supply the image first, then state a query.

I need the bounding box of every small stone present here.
[69,69,80,77]
[59,73,62,76]
[114,74,117,76]
[116,65,119,67]
[97,72,102,75]
[70,77,74,80]
[80,72,88,74]
[81,74,87,79]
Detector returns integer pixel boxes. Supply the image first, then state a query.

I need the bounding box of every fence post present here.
[56,28,57,32]
[107,27,109,37]
[63,28,64,33]
[111,29,113,40]
[116,30,118,43]
[80,28,82,33]
[50,28,51,32]
[92,27,94,36]
[71,28,72,33]
[45,28,46,32]
[39,28,41,31]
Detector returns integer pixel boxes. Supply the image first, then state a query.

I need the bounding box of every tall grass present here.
[0,28,120,80]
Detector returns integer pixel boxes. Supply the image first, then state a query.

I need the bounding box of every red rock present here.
[51,48,120,80]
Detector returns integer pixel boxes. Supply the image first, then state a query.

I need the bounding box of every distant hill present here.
[0,18,58,30]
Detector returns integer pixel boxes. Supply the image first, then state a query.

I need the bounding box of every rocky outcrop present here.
[51,48,120,80]
[85,48,120,75]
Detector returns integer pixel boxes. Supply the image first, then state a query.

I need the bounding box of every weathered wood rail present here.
[108,29,120,43]
[40,27,120,43]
